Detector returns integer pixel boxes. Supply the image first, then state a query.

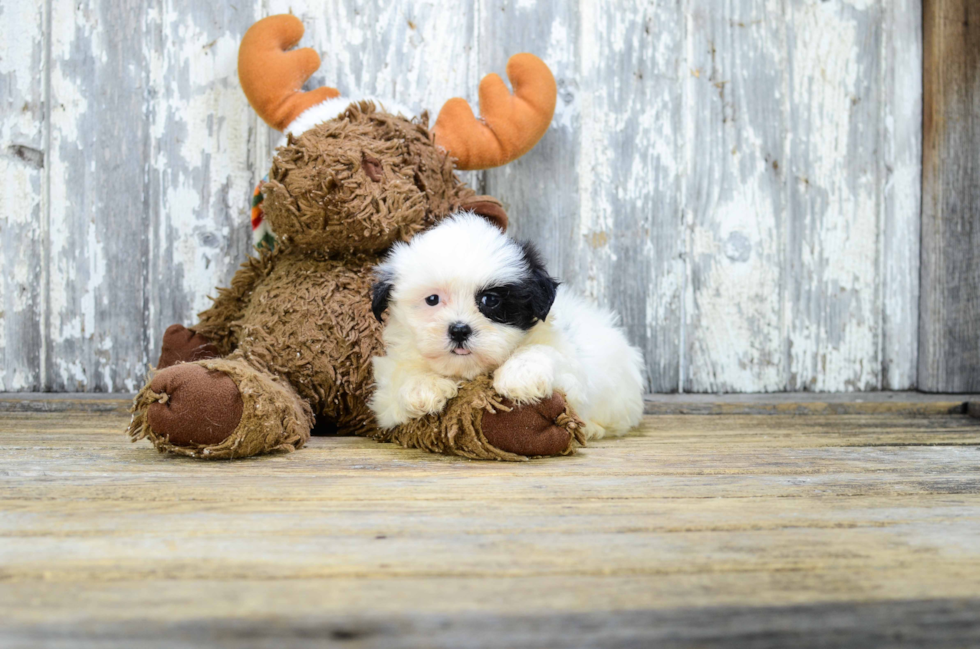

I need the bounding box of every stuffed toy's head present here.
[238,15,557,253]
[262,104,457,253]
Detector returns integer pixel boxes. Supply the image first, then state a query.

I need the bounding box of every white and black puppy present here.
[369,213,645,440]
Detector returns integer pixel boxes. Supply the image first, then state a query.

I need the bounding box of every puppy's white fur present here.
[370,213,645,440]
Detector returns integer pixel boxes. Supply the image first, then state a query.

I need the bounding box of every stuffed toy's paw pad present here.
[157,324,220,369]
[146,364,244,447]
[482,393,574,457]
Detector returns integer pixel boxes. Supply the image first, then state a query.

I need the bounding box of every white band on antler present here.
[284,96,415,138]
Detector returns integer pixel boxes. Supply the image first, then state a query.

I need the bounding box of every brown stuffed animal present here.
[127,15,584,460]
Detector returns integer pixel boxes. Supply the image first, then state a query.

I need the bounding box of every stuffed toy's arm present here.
[193,247,277,355]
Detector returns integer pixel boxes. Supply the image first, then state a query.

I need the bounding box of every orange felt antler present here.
[238,15,340,131]
[432,54,557,171]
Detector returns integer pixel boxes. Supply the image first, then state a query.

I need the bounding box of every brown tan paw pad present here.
[482,393,575,457]
[146,364,243,447]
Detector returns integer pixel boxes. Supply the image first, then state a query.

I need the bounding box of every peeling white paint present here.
[785,0,885,391]
[0,0,45,390]
[140,5,259,371]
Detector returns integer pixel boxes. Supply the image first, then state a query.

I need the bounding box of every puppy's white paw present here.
[399,374,459,418]
[493,355,554,404]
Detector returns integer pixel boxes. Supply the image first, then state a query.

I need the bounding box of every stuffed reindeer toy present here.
[128,14,584,460]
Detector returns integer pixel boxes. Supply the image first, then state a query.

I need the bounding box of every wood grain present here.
[881,0,923,390]
[920,0,980,392]
[0,0,924,393]
[2,408,980,646]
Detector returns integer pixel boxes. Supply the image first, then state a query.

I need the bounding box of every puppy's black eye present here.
[479,293,500,309]
[425,295,440,306]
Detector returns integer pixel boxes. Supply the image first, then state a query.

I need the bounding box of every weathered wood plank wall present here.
[0,0,922,393]
[920,0,980,392]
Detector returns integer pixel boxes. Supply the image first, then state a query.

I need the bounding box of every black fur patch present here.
[477,241,559,330]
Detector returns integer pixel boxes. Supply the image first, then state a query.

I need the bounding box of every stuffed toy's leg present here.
[128,354,312,459]
[376,375,586,461]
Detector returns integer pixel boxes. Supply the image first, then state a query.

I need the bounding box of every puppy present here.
[369,213,645,440]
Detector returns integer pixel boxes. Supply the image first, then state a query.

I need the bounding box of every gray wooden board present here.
[919,0,980,392]
[784,1,885,392]
[881,0,923,390]
[4,599,980,649]
[0,0,924,393]
[685,0,786,392]
[0,0,45,391]
[46,0,152,391]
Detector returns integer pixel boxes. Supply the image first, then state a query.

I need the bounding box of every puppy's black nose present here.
[448,322,472,343]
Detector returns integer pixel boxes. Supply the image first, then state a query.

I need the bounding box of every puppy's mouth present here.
[451,346,472,356]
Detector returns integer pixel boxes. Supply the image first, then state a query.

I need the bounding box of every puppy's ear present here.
[459,195,508,232]
[520,241,559,322]
[529,269,559,322]
[371,278,393,323]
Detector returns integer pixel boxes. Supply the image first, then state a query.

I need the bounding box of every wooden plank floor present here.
[1,402,980,647]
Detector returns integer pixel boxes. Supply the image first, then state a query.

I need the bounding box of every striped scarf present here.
[250,176,276,251]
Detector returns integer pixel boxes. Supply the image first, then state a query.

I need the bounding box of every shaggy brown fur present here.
[127,102,581,460]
